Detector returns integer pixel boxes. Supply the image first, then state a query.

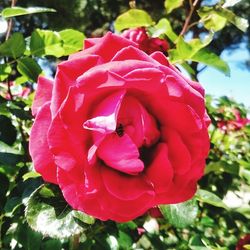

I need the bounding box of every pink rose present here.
[121,27,169,54]
[29,32,210,222]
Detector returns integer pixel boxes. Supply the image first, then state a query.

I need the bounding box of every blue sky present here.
[198,43,250,107]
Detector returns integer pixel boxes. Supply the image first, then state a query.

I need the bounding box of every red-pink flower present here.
[236,234,250,250]
[0,81,31,100]
[148,207,163,218]
[121,27,169,54]
[218,109,250,131]
[29,32,210,222]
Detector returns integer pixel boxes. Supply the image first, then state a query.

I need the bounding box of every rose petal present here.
[83,37,102,49]
[162,128,191,175]
[101,166,153,200]
[157,101,203,133]
[150,51,170,67]
[48,112,80,172]
[57,166,109,220]
[51,55,101,116]
[150,51,205,97]
[83,90,126,164]
[83,90,126,134]
[98,133,144,175]
[69,32,137,62]
[145,143,173,193]
[118,96,160,147]
[155,176,197,204]
[111,45,155,63]
[100,185,155,221]
[29,102,57,183]
[48,88,86,174]
[32,76,53,116]
[76,60,155,89]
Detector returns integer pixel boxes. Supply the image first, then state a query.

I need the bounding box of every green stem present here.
[69,234,80,250]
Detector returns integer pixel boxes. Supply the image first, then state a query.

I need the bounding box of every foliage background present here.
[0,0,250,249]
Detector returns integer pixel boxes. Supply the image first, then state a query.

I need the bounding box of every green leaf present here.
[118,221,138,231]
[15,75,29,85]
[0,152,22,165]
[0,141,21,154]
[180,62,196,76]
[159,198,199,228]
[30,29,64,57]
[25,184,92,238]
[217,6,249,32]
[179,33,213,58]
[168,35,230,75]
[195,189,229,210]
[189,235,210,250]
[198,6,249,32]
[59,29,85,55]
[41,239,62,250]
[152,18,178,43]
[72,210,95,225]
[0,115,17,145]
[1,7,56,19]
[23,171,41,181]
[240,167,250,184]
[17,57,42,82]
[117,231,133,250]
[236,207,250,219]
[200,216,215,227]
[205,161,239,175]
[0,172,9,211]
[4,196,22,215]
[191,48,230,76]
[114,9,154,32]
[15,223,42,250]
[0,64,11,81]
[164,0,184,14]
[0,32,25,58]
[198,7,227,32]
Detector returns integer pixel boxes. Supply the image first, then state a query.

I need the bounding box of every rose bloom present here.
[121,27,169,54]
[29,32,210,222]
[218,109,250,132]
[236,234,250,250]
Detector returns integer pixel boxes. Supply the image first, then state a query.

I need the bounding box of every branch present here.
[180,0,199,36]
[5,0,18,40]
[5,0,18,100]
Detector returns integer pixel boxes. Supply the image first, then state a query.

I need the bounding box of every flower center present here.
[116,123,124,137]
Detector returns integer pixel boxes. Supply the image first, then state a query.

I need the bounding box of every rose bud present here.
[121,27,169,54]
[121,27,149,45]
[29,32,210,222]
[142,38,169,54]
